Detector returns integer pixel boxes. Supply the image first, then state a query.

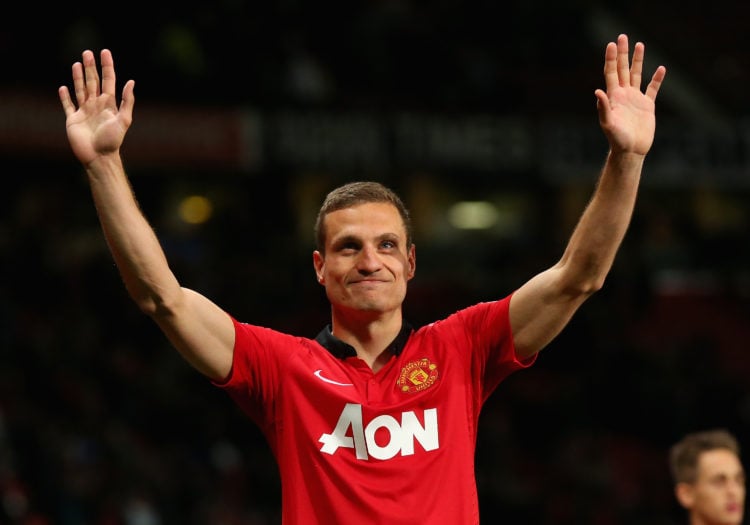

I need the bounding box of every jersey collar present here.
[315,322,414,359]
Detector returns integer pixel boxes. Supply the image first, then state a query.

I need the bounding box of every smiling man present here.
[312,190,416,372]
[59,33,666,524]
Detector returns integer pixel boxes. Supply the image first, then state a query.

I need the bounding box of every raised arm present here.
[59,49,234,381]
[509,34,667,360]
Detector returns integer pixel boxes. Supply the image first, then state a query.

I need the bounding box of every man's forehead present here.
[697,449,744,478]
[325,203,406,234]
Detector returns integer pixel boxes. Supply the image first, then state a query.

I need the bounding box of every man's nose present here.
[357,245,382,273]
[728,479,745,495]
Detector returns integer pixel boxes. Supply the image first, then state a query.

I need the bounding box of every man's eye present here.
[340,242,359,252]
[381,241,395,249]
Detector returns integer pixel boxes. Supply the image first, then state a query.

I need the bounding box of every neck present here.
[331,309,403,372]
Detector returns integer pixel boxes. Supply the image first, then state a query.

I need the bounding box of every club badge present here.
[397,358,439,394]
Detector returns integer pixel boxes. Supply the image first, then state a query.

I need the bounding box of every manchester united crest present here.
[397,358,439,393]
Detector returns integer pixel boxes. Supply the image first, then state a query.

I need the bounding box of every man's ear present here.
[407,244,416,280]
[313,251,325,284]
[675,482,695,509]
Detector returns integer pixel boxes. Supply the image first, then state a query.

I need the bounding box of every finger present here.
[58,86,76,117]
[71,61,86,106]
[82,49,100,98]
[119,79,136,127]
[602,41,618,92]
[616,34,630,87]
[100,49,116,96]
[594,88,611,126]
[645,65,667,101]
[630,42,645,89]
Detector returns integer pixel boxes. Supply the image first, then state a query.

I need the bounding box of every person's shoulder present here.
[233,320,317,347]
[425,297,511,324]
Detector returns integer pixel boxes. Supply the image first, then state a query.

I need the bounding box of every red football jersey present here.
[216,295,534,524]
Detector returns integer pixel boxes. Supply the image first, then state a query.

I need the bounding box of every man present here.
[59,34,666,524]
[670,429,746,525]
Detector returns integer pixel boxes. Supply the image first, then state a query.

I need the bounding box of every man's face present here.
[677,449,746,525]
[313,202,415,318]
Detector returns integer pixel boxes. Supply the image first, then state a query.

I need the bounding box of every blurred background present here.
[2,0,750,523]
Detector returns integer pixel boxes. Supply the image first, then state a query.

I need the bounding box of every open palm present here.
[595,35,666,155]
[59,49,134,166]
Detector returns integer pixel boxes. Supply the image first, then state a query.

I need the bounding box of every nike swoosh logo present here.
[314,369,353,386]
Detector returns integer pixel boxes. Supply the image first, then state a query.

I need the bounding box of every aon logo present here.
[319,403,439,460]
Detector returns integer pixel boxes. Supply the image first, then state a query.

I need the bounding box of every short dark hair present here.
[314,181,413,253]
[669,428,741,485]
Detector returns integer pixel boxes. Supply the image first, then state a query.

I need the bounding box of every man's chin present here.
[340,299,395,315]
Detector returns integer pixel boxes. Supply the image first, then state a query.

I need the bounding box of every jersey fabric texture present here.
[215,294,534,525]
